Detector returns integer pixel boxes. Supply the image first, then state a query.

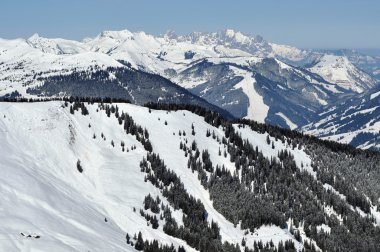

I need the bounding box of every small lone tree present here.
[191,123,195,135]
[126,233,130,244]
[76,159,83,173]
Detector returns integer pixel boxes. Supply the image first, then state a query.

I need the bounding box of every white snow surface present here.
[0,102,301,251]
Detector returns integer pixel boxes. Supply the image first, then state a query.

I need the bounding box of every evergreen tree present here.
[76,159,83,173]
[135,232,144,251]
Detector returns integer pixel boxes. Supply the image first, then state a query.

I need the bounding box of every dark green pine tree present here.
[126,233,130,244]
[134,231,144,251]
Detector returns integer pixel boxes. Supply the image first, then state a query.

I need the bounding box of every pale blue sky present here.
[1,0,379,49]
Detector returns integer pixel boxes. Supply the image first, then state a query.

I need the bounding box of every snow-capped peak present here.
[223,29,250,44]
[97,29,135,40]
[28,33,40,40]
[224,29,235,37]
[309,55,378,93]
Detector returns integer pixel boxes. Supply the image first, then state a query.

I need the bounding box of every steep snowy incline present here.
[26,33,88,54]
[0,102,197,252]
[0,101,301,251]
[117,104,301,249]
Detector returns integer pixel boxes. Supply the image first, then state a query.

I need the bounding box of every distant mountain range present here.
[1,28,379,149]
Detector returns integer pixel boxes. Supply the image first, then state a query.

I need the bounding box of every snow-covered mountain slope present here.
[0,102,192,251]
[2,101,380,251]
[303,86,380,150]
[0,30,264,119]
[0,101,304,251]
[308,55,378,93]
